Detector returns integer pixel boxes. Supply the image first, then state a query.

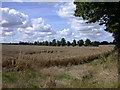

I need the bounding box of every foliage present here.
[52,39,56,46]
[61,38,66,46]
[77,39,84,46]
[74,2,120,52]
[72,39,77,46]
[67,41,71,46]
[84,39,91,46]
[56,40,61,46]
[92,41,100,46]
[8,38,114,46]
[45,41,49,46]
[49,42,52,46]
[100,41,109,45]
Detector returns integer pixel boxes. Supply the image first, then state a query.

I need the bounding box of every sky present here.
[0,1,114,43]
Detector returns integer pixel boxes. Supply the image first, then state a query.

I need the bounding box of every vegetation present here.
[52,39,56,46]
[77,39,84,46]
[74,2,120,46]
[61,38,66,46]
[92,41,100,46]
[66,41,71,46]
[2,2,119,88]
[84,39,91,46]
[72,39,77,46]
[4,38,114,47]
[2,45,117,88]
[74,2,120,62]
[2,45,114,69]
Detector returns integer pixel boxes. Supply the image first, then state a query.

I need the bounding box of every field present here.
[2,45,118,88]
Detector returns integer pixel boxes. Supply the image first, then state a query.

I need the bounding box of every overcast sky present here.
[1,1,114,43]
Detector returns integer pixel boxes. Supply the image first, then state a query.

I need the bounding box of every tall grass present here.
[2,45,114,71]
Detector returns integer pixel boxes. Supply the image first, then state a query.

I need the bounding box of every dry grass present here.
[2,45,118,88]
[2,45,114,71]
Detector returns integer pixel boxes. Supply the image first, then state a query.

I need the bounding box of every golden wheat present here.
[2,45,114,71]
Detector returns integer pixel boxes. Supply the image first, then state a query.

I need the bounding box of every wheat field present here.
[2,45,114,71]
[2,45,118,88]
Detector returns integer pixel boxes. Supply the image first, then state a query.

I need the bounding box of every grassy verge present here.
[2,51,118,88]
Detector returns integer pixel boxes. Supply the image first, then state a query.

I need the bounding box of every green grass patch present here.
[57,74,81,88]
[26,84,42,88]
[3,71,20,84]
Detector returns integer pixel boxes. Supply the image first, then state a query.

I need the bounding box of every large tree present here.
[77,39,84,46]
[84,39,91,46]
[92,41,100,46]
[74,2,120,80]
[72,39,77,46]
[67,41,71,46]
[45,41,49,46]
[74,2,120,49]
[56,40,61,46]
[61,38,66,46]
[52,39,56,46]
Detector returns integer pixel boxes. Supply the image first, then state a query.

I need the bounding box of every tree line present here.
[7,38,114,46]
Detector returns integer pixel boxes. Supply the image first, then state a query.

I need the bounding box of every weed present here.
[3,72,20,84]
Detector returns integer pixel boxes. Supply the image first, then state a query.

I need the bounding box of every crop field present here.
[2,45,118,88]
[2,45,114,69]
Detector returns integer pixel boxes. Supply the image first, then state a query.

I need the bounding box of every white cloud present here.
[59,28,72,36]
[1,2,114,43]
[1,8,28,28]
[31,18,53,32]
[0,7,29,42]
[1,8,57,43]
[56,2,76,18]
[17,17,57,41]
[56,2,114,42]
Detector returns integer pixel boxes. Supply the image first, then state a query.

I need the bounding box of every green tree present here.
[49,41,52,46]
[45,41,49,46]
[74,2,120,55]
[42,41,45,46]
[39,42,43,46]
[92,41,100,46]
[77,39,84,46]
[67,41,71,46]
[52,39,56,46]
[56,40,61,46]
[84,39,91,46]
[34,41,37,45]
[100,41,109,45]
[61,38,66,46]
[72,39,77,46]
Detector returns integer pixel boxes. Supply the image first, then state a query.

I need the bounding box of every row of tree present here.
[11,38,114,46]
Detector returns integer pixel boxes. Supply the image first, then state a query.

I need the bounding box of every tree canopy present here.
[61,38,66,46]
[74,2,120,50]
[92,41,100,46]
[72,39,77,46]
[67,41,71,46]
[84,39,91,46]
[78,39,84,46]
[10,38,114,46]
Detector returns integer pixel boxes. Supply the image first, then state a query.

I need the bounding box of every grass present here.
[2,45,118,88]
[2,45,114,70]
[58,74,81,88]
[3,72,20,84]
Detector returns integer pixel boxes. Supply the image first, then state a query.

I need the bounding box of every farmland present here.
[2,45,118,88]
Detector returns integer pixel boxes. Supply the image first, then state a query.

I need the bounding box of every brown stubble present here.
[2,45,114,72]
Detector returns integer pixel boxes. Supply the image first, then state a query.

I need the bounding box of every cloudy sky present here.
[1,1,114,43]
